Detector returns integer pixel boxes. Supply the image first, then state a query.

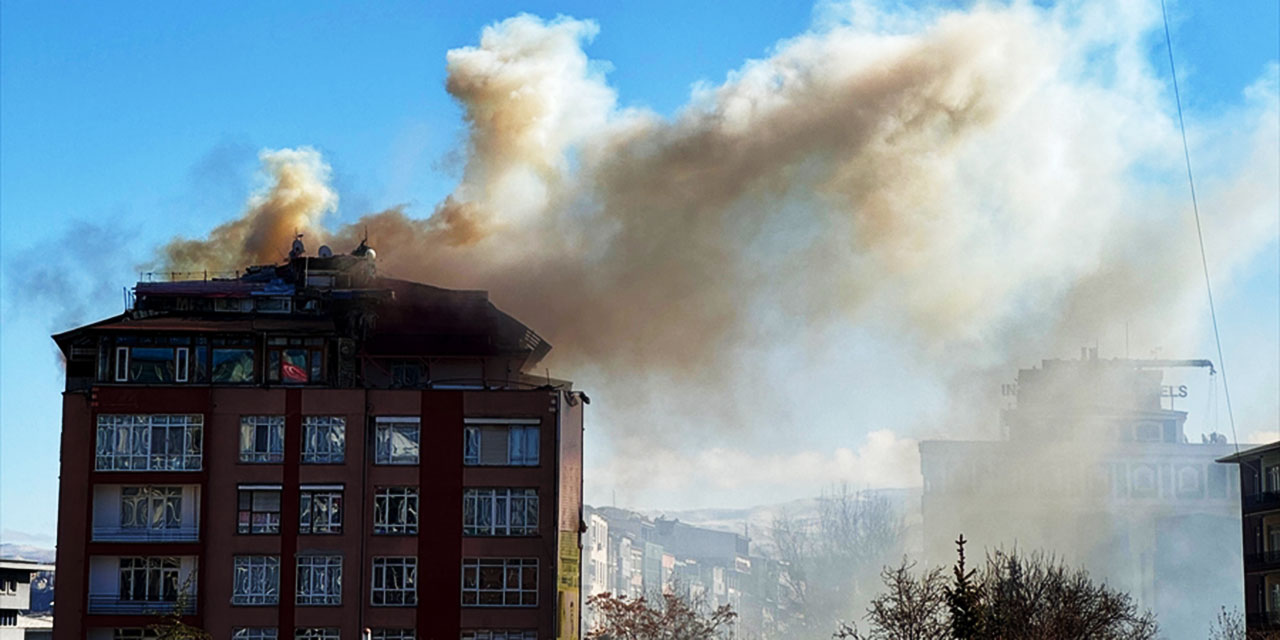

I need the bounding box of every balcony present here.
[1247,610,1280,630]
[92,525,199,543]
[1245,550,1280,572]
[87,595,196,615]
[1243,491,1280,514]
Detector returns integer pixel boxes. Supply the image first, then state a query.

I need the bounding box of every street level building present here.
[51,242,586,640]
[919,353,1240,639]
[1217,440,1280,633]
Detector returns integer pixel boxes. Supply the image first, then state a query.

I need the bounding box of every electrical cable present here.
[1159,0,1240,455]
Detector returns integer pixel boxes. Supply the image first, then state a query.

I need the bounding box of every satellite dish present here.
[290,236,305,259]
[318,245,333,258]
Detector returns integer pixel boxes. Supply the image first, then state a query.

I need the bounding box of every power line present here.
[1159,0,1239,450]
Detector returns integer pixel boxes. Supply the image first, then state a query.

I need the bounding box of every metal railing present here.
[1244,491,1280,514]
[91,526,199,542]
[1246,611,1280,629]
[87,595,196,615]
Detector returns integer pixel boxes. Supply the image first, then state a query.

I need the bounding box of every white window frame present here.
[461,632,537,640]
[463,421,540,467]
[232,555,280,605]
[238,486,282,535]
[240,416,285,463]
[302,416,345,464]
[294,629,339,640]
[463,488,538,536]
[118,556,180,602]
[370,630,416,640]
[461,558,538,607]
[374,487,419,535]
[374,417,420,465]
[175,347,189,383]
[112,631,158,640]
[115,346,129,382]
[296,554,342,606]
[121,486,183,530]
[299,486,343,535]
[233,630,279,640]
[371,556,417,606]
[96,414,203,471]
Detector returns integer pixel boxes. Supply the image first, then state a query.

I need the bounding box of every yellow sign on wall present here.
[557,532,581,640]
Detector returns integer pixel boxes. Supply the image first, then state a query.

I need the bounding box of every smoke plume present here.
[157,3,1277,495]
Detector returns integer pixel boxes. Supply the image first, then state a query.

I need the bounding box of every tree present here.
[835,539,1158,640]
[586,591,737,640]
[942,535,984,639]
[771,486,905,637]
[833,561,949,640]
[147,581,210,640]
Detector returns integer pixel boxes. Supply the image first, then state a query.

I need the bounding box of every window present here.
[119,557,179,602]
[371,630,416,640]
[391,361,422,388]
[295,629,339,640]
[296,555,342,605]
[240,416,284,463]
[211,345,255,383]
[0,611,16,625]
[0,579,15,595]
[121,486,183,530]
[463,423,539,466]
[1134,421,1163,442]
[1131,465,1157,498]
[115,346,129,381]
[375,418,420,465]
[1177,467,1202,496]
[174,347,189,382]
[238,487,282,534]
[214,298,253,313]
[461,558,537,606]
[108,337,197,384]
[1268,465,1280,493]
[96,414,203,471]
[371,557,417,606]
[299,487,343,534]
[266,337,325,384]
[302,416,345,463]
[463,488,538,536]
[232,556,280,605]
[374,487,418,535]
[257,297,292,314]
[233,630,279,640]
[461,632,537,640]
[113,630,159,640]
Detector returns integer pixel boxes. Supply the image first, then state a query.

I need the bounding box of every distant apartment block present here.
[0,559,54,640]
[51,241,586,639]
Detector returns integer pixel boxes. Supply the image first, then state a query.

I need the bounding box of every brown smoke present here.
[159,6,1277,456]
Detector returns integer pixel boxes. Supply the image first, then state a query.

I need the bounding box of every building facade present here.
[1218,441,1280,632]
[919,354,1241,639]
[51,244,586,640]
[0,559,55,640]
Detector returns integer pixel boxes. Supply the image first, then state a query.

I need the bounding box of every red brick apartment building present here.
[50,242,586,640]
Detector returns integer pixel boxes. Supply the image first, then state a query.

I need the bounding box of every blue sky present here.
[1,0,1277,545]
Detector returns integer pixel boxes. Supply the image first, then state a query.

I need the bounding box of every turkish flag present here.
[282,361,308,383]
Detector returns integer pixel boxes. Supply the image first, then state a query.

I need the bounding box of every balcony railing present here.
[1247,611,1280,630]
[1244,491,1280,514]
[1245,550,1280,571]
[87,595,196,615]
[92,525,199,542]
